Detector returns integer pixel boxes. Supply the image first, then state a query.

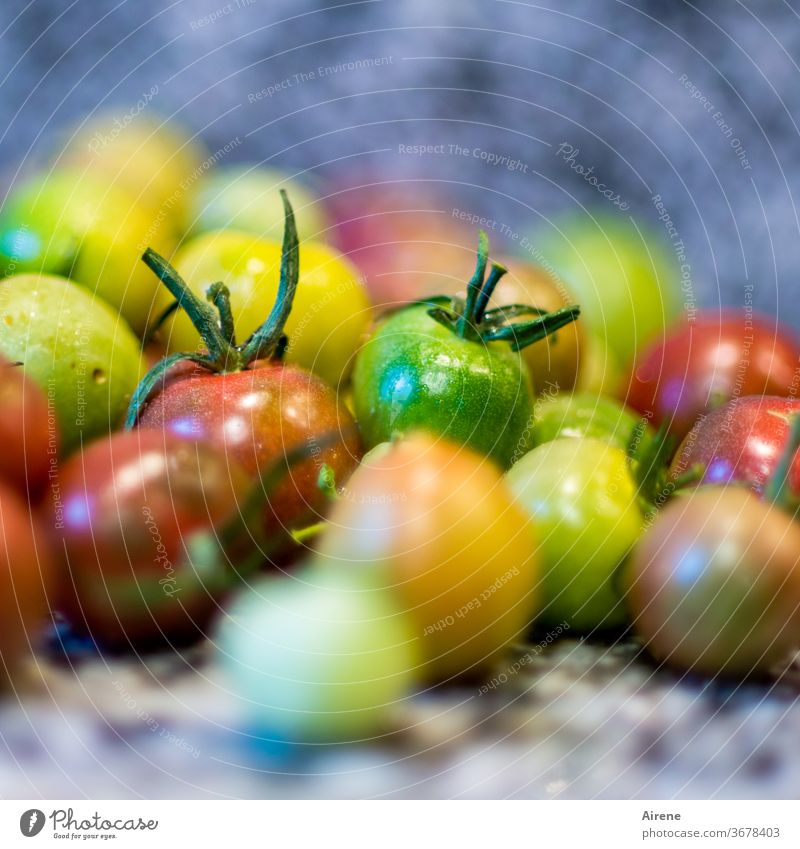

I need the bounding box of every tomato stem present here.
[764,413,800,509]
[430,228,581,351]
[125,191,300,427]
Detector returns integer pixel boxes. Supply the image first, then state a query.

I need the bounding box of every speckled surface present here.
[1,639,798,799]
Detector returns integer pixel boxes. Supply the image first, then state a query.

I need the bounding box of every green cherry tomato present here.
[162,230,370,387]
[535,214,681,369]
[187,166,329,244]
[0,274,144,453]
[506,437,644,631]
[0,170,176,336]
[218,567,420,743]
[352,302,535,468]
[533,391,654,457]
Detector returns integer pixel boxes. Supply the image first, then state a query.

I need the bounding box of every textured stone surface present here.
[1,639,798,799]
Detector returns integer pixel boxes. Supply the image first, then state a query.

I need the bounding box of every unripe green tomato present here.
[506,437,644,631]
[0,274,144,453]
[0,170,175,336]
[535,214,680,370]
[533,391,654,457]
[187,166,329,243]
[217,567,420,743]
[352,303,535,468]
[162,231,371,387]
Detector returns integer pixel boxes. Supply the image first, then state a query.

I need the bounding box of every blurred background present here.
[1,0,799,320]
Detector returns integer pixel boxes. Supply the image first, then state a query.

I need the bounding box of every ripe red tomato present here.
[624,310,800,439]
[670,396,800,496]
[46,430,252,647]
[0,356,57,496]
[136,361,360,534]
[129,192,362,535]
[0,482,53,680]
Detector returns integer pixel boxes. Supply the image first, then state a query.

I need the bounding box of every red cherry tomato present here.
[47,431,251,647]
[136,361,361,534]
[0,356,57,495]
[670,396,800,496]
[0,482,53,679]
[624,311,800,439]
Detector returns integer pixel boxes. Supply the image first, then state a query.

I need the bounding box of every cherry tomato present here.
[352,232,579,468]
[0,482,53,682]
[0,274,145,454]
[314,433,540,680]
[329,182,479,310]
[136,361,360,535]
[669,396,800,496]
[58,113,208,236]
[625,486,800,677]
[46,430,252,647]
[533,391,654,458]
[0,170,176,335]
[130,193,362,536]
[0,356,57,495]
[625,310,800,440]
[161,230,371,388]
[218,567,420,742]
[506,438,644,631]
[187,166,330,244]
[535,213,681,369]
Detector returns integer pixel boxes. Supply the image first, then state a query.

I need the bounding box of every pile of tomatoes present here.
[2,114,800,745]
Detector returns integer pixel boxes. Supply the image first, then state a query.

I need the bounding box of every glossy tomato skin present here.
[506,438,644,631]
[0,356,56,495]
[625,311,800,440]
[47,431,251,647]
[533,391,654,457]
[0,482,53,682]
[670,396,800,496]
[352,303,534,469]
[624,487,800,677]
[136,362,362,535]
[314,433,540,680]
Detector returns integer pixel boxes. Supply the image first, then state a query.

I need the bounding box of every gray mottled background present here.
[2,0,800,319]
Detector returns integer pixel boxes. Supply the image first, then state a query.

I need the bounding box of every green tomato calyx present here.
[764,413,800,511]
[425,229,581,351]
[124,189,299,428]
